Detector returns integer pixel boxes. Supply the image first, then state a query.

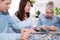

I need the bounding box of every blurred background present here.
[8,0,60,16]
[8,0,60,27]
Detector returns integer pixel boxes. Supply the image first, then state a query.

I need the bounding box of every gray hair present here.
[46,1,54,12]
[46,5,54,13]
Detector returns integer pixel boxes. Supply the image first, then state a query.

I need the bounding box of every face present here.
[45,8,54,18]
[24,1,31,13]
[0,0,11,12]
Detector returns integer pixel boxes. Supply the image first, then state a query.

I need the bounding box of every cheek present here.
[48,14,53,17]
[46,14,50,17]
[25,7,30,12]
[1,4,5,10]
[2,4,8,12]
[2,4,6,9]
[46,13,49,16]
[51,14,53,16]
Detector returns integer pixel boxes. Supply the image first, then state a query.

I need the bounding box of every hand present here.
[21,29,31,40]
[41,25,48,31]
[21,28,27,33]
[49,26,58,31]
[29,28,36,33]
[34,26,40,31]
[20,32,30,40]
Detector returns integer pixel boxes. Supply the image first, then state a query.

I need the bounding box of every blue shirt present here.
[0,11,20,33]
[0,11,12,33]
[0,11,33,40]
[0,11,21,33]
[11,14,33,33]
[37,14,60,31]
[0,11,20,40]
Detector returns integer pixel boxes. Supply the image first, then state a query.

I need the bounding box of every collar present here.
[0,11,9,15]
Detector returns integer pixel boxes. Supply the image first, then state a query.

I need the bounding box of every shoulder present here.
[53,15,59,20]
[39,14,46,20]
[39,14,45,18]
[52,15,59,22]
[11,14,21,22]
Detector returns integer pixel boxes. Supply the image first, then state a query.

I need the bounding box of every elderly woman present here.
[35,5,59,32]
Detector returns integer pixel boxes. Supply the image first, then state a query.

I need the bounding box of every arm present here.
[37,18,42,27]
[8,15,24,33]
[34,17,42,31]
[49,16,59,31]
[35,16,48,31]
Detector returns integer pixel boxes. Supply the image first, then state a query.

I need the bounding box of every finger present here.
[20,37,28,40]
[21,34,29,40]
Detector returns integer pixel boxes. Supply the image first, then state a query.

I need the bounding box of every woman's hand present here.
[49,26,58,31]
[21,28,27,33]
[29,28,36,33]
[41,25,48,31]
[20,28,33,40]
[34,26,40,31]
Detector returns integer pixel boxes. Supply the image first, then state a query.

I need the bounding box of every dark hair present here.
[16,0,31,21]
[0,0,4,1]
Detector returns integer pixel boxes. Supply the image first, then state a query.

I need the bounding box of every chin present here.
[26,12,29,13]
[3,10,7,12]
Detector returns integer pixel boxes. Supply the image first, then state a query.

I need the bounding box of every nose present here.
[7,4,10,9]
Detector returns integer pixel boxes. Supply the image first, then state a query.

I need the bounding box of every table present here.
[0,32,60,40]
[29,32,60,40]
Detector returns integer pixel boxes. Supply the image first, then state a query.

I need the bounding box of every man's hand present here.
[49,26,58,31]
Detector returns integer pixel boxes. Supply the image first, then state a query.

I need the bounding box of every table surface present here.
[0,32,60,40]
[29,32,60,40]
